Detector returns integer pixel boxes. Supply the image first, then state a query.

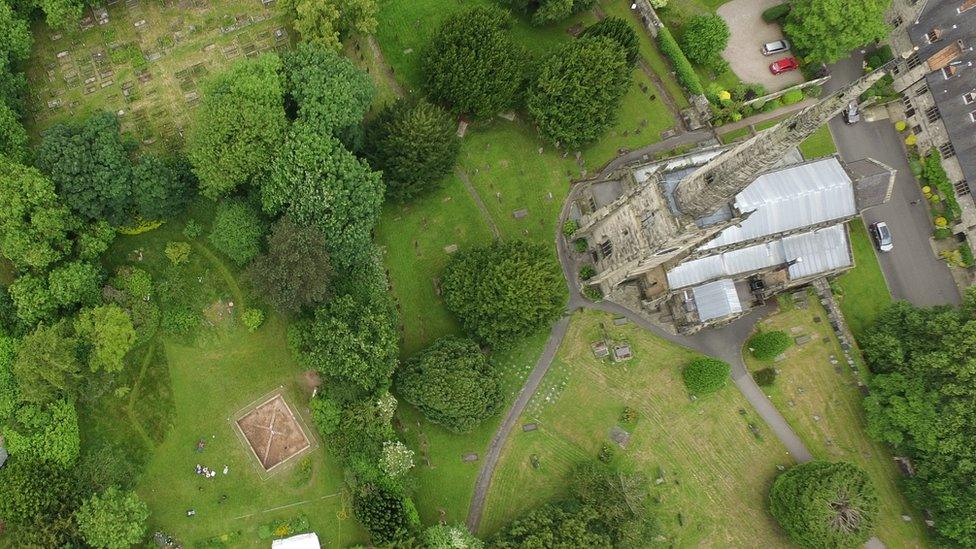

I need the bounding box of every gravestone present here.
[609,426,631,448]
[794,335,811,345]
[443,244,458,254]
[522,423,538,432]
[513,209,528,219]
[461,453,478,462]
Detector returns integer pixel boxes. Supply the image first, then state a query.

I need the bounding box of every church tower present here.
[577,65,890,291]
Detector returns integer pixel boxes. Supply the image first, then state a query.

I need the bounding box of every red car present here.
[769,57,799,75]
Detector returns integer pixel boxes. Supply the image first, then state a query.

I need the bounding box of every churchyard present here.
[23,0,290,144]
[475,310,794,544]
[835,220,893,339]
[744,297,928,546]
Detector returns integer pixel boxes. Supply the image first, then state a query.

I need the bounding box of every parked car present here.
[843,101,860,124]
[870,222,894,252]
[769,57,799,75]
[761,40,791,56]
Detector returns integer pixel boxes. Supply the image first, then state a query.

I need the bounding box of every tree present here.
[678,14,730,70]
[2,398,80,467]
[36,0,85,29]
[75,487,150,549]
[0,1,31,65]
[74,305,136,373]
[581,16,640,67]
[363,99,460,201]
[246,217,332,313]
[748,330,792,360]
[784,0,890,64]
[283,42,374,135]
[423,6,527,118]
[503,0,595,26]
[187,54,288,198]
[769,461,878,548]
[164,241,191,265]
[353,483,418,545]
[380,440,414,478]
[526,36,631,148]
[35,112,133,225]
[0,457,78,530]
[0,101,28,162]
[47,260,103,309]
[8,273,57,325]
[681,357,730,395]
[75,220,116,262]
[0,157,76,271]
[131,154,196,221]
[263,122,383,270]
[208,199,266,266]
[290,294,399,394]
[0,332,18,421]
[12,321,80,404]
[395,336,502,432]
[491,503,611,547]
[279,0,377,50]
[424,524,485,549]
[441,241,565,348]
[858,296,976,544]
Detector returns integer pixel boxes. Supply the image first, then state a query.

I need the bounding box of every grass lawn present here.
[835,220,892,340]
[744,298,928,547]
[480,310,794,544]
[798,125,838,159]
[78,212,367,547]
[24,0,291,144]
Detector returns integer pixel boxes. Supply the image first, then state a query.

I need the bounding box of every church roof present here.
[691,278,743,322]
[667,224,851,289]
[700,157,856,250]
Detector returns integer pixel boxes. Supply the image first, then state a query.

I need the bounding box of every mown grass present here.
[480,310,794,544]
[835,220,892,339]
[798,125,838,159]
[744,299,928,547]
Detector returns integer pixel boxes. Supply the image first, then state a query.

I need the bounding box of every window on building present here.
[599,239,613,258]
[892,15,904,27]
[926,105,941,123]
[926,28,942,43]
[966,92,976,105]
[954,180,970,196]
[655,247,679,256]
[903,96,917,118]
[913,124,923,135]
[907,52,922,70]
[940,142,957,158]
[916,84,929,96]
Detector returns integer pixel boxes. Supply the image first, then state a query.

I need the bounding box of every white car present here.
[870,222,893,252]
[762,40,791,56]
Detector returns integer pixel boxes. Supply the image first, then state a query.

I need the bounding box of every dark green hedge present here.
[748,330,791,361]
[762,3,790,23]
[656,27,704,96]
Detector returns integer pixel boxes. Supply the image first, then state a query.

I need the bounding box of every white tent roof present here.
[271,533,320,549]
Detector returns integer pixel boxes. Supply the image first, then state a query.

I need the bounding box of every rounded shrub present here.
[754,367,777,387]
[682,357,731,395]
[748,330,791,361]
[241,308,264,332]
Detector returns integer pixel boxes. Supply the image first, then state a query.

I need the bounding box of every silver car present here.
[870,222,893,252]
[762,40,791,56]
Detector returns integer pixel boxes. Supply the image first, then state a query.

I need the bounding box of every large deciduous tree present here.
[784,0,890,64]
[283,42,374,135]
[2,398,80,468]
[35,112,133,225]
[353,482,418,545]
[74,305,136,373]
[769,460,878,548]
[423,6,527,118]
[47,260,103,309]
[262,122,383,270]
[395,336,502,433]
[0,333,17,421]
[363,99,460,201]
[441,240,565,348]
[0,157,76,271]
[246,217,332,314]
[75,487,150,549]
[187,54,288,198]
[678,13,730,70]
[131,155,196,221]
[503,0,595,26]
[36,0,85,29]
[279,0,377,50]
[12,321,80,404]
[0,1,31,65]
[289,294,399,395]
[207,199,266,266]
[0,102,28,161]
[0,458,79,537]
[526,36,631,148]
[859,295,976,545]
[8,273,57,325]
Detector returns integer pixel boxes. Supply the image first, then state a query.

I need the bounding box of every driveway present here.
[718,0,803,91]
[826,54,961,307]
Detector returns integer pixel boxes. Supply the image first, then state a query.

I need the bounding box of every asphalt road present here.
[826,55,961,307]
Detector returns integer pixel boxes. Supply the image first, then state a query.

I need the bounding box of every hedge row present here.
[923,150,962,221]
[762,3,790,22]
[656,27,705,96]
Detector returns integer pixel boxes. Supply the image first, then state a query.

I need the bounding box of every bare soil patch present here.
[235,394,311,471]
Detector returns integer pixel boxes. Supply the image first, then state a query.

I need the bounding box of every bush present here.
[562,219,579,237]
[895,120,907,132]
[579,265,596,280]
[922,150,961,221]
[581,16,639,67]
[208,199,266,266]
[781,89,804,105]
[620,406,638,424]
[679,14,730,71]
[164,241,191,265]
[961,244,975,268]
[754,367,777,387]
[182,219,203,239]
[748,330,791,360]
[682,357,731,395]
[598,442,614,463]
[573,238,588,253]
[241,308,264,332]
[656,27,704,96]
[762,3,790,22]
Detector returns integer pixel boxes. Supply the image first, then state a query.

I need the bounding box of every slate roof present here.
[691,278,743,322]
[700,158,857,250]
[910,0,976,190]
